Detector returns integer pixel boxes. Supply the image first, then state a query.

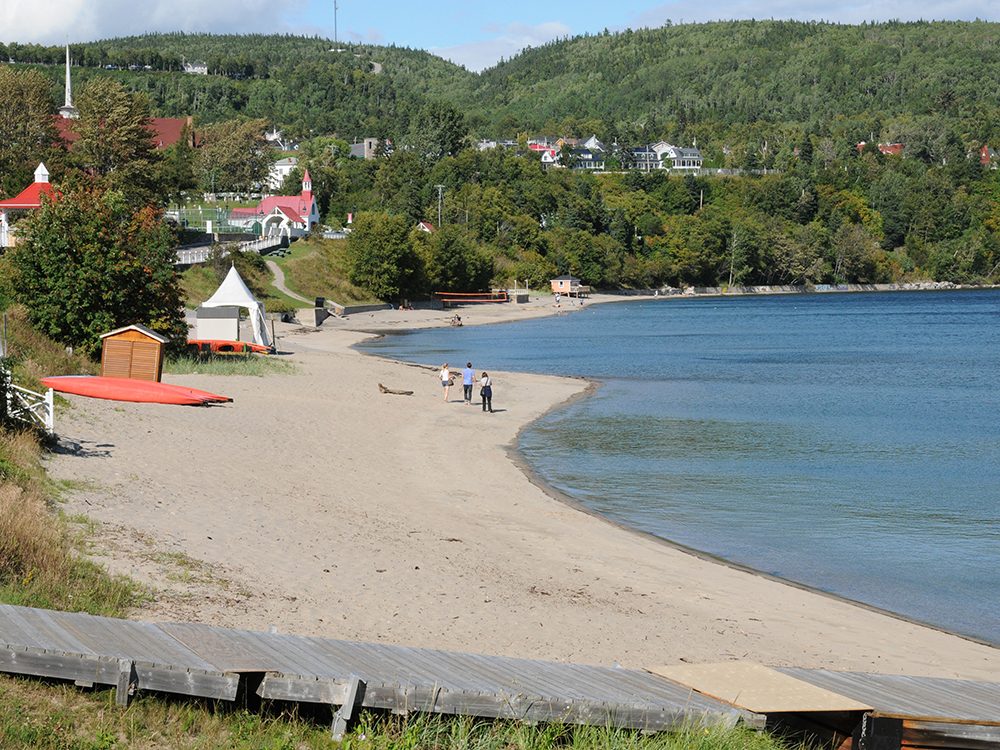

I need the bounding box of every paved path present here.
[265,260,312,304]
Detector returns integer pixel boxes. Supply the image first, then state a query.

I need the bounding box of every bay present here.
[358,290,1000,644]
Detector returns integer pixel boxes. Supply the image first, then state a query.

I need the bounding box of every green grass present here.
[0,678,811,750]
[0,306,98,388]
[0,426,147,618]
[274,237,380,305]
[164,353,297,377]
[180,256,310,313]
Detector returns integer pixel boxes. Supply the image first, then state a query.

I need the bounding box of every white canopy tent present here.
[201,265,272,348]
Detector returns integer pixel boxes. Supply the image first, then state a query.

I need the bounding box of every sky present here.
[3,0,1000,71]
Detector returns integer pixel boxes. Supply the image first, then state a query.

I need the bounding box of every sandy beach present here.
[46,295,1000,680]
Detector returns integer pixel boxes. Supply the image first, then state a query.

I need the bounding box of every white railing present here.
[175,236,284,265]
[238,236,284,254]
[5,379,54,433]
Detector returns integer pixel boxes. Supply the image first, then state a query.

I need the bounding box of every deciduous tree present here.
[8,187,186,356]
[72,78,163,209]
[0,67,61,197]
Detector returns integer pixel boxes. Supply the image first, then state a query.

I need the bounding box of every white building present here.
[267,157,298,191]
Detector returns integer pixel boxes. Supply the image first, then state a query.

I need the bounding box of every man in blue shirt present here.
[462,362,476,405]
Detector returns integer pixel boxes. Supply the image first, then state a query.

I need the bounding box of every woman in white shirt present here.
[439,364,451,401]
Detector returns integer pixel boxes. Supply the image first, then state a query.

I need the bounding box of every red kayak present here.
[186,339,273,355]
[41,376,232,405]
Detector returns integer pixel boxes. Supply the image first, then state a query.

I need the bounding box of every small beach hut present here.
[200,265,272,348]
[100,325,169,381]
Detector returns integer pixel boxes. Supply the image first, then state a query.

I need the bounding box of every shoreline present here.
[45,291,1000,680]
[353,283,1000,649]
[356,301,1000,651]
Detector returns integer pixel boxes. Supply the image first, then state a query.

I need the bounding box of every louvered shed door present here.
[101,339,133,378]
[129,341,160,381]
[101,338,162,381]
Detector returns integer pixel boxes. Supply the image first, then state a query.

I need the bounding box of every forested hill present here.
[6,33,476,138]
[7,21,1000,147]
[474,20,1000,142]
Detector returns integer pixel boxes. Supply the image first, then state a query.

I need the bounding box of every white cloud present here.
[2,0,309,44]
[433,21,572,72]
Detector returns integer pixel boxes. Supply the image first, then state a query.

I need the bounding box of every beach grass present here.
[0,305,98,389]
[273,237,381,305]
[0,425,146,617]
[165,353,297,377]
[0,677,810,750]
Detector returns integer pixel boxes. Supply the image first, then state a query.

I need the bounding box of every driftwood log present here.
[378,383,414,396]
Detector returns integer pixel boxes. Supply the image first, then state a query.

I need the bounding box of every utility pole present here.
[334,0,339,47]
[435,184,445,227]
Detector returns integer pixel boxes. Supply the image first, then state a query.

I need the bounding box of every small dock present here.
[3,604,999,747]
[0,605,756,738]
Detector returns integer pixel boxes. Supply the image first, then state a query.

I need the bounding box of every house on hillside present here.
[182,61,209,75]
[349,138,390,159]
[570,148,606,171]
[228,171,320,238]
[628,145,661,172]
[0,163,57,248]
[416,221,436,233]
[653,142,703,170]
[267,157,298,191]
[980,145,997,168]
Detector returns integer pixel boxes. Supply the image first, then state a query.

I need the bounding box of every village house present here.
[570,148,606,171]
[267,157,298,191]
[550,274,589,297]
[228,171,320,238]
[349,137,390,159]
[0,163,57,248]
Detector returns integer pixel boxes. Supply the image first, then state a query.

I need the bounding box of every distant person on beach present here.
[555,293,561,307]
[439,363,451,401]
[480,372,493,413]
[462,362,475,405]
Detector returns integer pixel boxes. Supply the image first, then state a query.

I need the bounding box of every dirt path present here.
[265,259,312,304]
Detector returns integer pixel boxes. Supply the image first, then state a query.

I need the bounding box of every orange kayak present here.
[186,339,273,355]
[41,376,231,405]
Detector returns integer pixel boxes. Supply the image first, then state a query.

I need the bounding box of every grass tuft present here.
[164,353,297,377]
[0,677,812,750]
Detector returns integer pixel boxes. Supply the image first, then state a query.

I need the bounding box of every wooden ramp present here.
[0,605,756,738]
[652,662,1000,750]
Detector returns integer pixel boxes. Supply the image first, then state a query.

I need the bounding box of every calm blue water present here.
[359,291,1000,644]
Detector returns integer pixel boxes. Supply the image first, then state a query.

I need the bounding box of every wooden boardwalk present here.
[0,605,756,737]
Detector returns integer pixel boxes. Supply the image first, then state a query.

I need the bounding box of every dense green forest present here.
[9,22,1000,149]
[4,21,1000,297]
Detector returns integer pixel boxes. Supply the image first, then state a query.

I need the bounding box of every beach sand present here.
[47,295,1000,679]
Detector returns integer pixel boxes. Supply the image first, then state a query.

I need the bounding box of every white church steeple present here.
[58,44,79,119]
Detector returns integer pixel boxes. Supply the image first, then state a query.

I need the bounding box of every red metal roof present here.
[0,181,57,209]
[53,116,192,150]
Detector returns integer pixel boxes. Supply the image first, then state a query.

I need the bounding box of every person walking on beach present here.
[480,371,493,413]
[462,362,475,405]
[439,363,451,401]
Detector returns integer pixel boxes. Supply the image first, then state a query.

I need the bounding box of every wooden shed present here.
[100,325,169,381]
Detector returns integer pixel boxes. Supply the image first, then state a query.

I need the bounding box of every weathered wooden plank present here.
[0,606,99,654]
[161,623,312,673]
[780,668,1000,724]
[134,664,240,701]
[0,646,120,686]
[902,719,1000,749]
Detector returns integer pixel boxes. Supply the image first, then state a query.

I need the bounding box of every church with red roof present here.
[0,164,58,248]
[228,171,320,238]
